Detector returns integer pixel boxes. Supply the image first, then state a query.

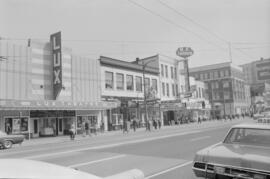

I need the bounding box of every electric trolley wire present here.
[127,0,229,54]
[155,0,257,60]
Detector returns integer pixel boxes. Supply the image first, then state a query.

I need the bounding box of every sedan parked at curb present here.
[193,123,270,179]
[0,131,24,149]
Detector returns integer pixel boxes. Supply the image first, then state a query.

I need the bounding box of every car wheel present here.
[3,140,13,149]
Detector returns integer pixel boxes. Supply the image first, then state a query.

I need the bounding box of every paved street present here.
[0,118,251,179]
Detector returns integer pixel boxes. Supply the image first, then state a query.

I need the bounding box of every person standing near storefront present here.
[85,122,90,136]
[5,123,12,135]
[132,119,137,132]
[70,123,76,140]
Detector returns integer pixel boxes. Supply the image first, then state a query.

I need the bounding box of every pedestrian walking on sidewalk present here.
[70,123,76,140]
[153,119,157,130]
[158,119,161,129]
[85,122,90,136]
[132,119,137,132]
[198,117,201,124]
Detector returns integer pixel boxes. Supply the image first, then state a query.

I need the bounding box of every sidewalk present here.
[20,117,252,147]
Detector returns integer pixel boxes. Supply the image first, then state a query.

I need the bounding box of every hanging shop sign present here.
[50,31,62,99]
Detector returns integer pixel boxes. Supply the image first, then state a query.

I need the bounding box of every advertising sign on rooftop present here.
[176,47,194,58]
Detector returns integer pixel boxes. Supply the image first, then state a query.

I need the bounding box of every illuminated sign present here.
[176,47,194,58]
[50,32,62,99]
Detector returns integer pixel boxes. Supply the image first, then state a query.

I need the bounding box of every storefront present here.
[0,99,117,138]
[161,101,185,125]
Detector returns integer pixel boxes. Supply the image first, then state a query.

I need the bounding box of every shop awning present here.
[0,99,118,110]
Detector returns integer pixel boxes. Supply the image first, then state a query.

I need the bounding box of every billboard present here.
[50,32,62,99]
[256,62,270,81]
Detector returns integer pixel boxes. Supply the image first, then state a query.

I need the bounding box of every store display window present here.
[5,117,29,134]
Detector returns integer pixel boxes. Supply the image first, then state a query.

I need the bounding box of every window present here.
[144,78,150,92]
[162,83,165,96]
[161,64,164,77]
[152,79,158,92]
[165,65,168,78]
[224,91,230,100]
[215,82,219,89]
[172,84,175,96]
[199,73,203,80]
[105,71,114,89]
[166,83,170,97]
[116,73,124,90]
[225,70,229,76]
[204,73,208,79]
[210,72,213,79]
[223,81,229,88]
[126,75,134,91]
[220,70,224,77]
[176,84,178,96]
[181,85,184,93]
[174,67,177,79]
[171,66,174,79]
[214,71,219,78]
[136,76,142,91]
[214,92,220,100]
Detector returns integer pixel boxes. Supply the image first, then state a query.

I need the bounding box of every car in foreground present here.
[0,159,144,179]
[0,131,24,149]
[193,123,270,179]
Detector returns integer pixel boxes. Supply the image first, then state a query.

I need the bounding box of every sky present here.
[1,0,270,67]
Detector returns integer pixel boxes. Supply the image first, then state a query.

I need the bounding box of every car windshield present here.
[224,127,270,147]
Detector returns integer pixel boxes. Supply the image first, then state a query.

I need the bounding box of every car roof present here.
[231,123,270,130]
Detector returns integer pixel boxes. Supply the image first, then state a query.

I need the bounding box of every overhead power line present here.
[127,0,228,53]
[156,0,254,60]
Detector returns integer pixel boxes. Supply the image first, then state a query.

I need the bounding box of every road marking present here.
[68,154,126,168]
[145,161,193,179]
[190,136,210,142]
[24,130,201,159]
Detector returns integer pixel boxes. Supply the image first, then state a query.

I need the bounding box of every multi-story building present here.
[241,57,270,113]
[189,62,251,118]
[99,56,160,130]
[0,33,116,137]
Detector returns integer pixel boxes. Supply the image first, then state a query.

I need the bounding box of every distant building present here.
[189,62,251,118]
[241,57,270,110]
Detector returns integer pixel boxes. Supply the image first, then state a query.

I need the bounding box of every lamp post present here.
[141,58,157,127]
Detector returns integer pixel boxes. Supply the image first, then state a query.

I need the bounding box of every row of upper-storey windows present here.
[161,82,179,97]
[105,71,158,93]
[161,64,177,79]
[194,69,230,81]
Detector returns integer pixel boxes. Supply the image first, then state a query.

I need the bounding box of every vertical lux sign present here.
[50,32,62,99]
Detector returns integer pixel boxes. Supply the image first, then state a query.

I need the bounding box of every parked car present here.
[193,123,270,179]
[0,159,144,179]
[0,131,24,149]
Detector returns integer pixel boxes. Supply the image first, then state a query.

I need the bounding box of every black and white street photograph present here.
[0,0,270,178]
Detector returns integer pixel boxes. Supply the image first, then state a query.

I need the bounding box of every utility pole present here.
[228,42,232,63]
[141,58,157,128]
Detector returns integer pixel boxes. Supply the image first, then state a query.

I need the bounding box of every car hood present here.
[195,143,270,171]
[0,159,101,179]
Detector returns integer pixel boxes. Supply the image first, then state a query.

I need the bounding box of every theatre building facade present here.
[0,32,116,138]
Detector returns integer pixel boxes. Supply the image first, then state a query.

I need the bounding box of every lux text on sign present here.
[52,36,61,84]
